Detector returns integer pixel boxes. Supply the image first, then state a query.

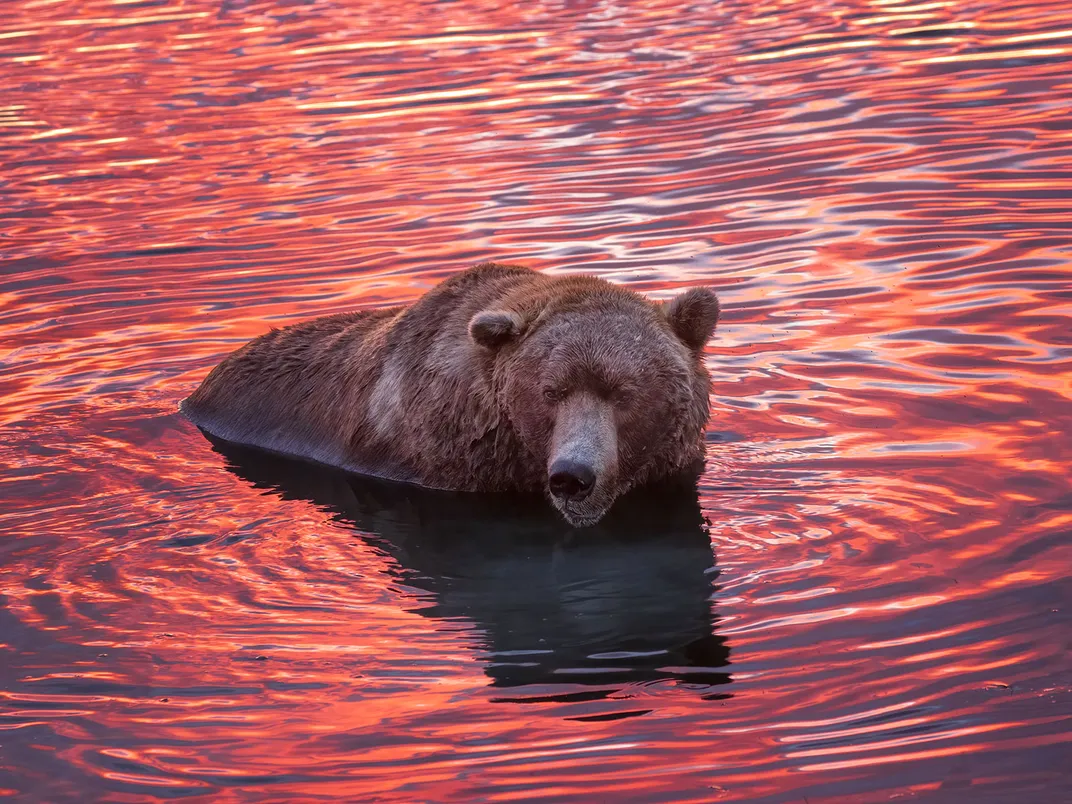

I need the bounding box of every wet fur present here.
[182,263,718,523]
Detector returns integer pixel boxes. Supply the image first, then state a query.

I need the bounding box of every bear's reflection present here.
[210,437,731,700]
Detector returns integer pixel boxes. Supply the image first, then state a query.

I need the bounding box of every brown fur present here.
[181,263,720,526]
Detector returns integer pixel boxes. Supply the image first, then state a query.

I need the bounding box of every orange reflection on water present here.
[2,0,1071,800]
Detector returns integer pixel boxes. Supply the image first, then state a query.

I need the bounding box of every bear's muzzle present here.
[547,392,619,526]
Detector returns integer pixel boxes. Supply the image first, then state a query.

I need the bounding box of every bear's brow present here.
[561,359,647,397]
[545,322,661,391]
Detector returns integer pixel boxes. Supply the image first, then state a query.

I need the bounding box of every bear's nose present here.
[548,459,596,502]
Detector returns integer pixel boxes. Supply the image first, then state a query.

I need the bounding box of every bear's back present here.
[182,306,401,466]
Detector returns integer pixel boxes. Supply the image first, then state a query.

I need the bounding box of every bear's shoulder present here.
[434,262,536,294]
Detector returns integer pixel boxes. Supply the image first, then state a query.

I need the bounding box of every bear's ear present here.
[664,288,720,352]
[469,309,526,350]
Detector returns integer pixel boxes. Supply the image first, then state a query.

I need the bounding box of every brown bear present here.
[181,262,720,527]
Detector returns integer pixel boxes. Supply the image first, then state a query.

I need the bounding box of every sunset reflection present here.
[1,0,1070,800]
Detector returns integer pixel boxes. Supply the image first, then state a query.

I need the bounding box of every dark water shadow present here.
[207,435,732,700]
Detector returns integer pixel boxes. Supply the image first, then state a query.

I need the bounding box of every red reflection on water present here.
[2,0,1071,800]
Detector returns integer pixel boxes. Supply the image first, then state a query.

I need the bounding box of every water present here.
[2,0,1070,800]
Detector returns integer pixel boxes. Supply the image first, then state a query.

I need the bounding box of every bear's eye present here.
[543,387,565,403]
[608,388,634,406]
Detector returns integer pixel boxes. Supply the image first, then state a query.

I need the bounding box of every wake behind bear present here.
[181,263,720,527]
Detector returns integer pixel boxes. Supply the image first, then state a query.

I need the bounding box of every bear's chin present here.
[550,496,615,529]
[560,511,604,528]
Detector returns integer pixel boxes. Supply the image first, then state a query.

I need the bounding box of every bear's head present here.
[469,283,719,527]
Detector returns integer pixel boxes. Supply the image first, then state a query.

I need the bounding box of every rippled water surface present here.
[2,0,1071,800]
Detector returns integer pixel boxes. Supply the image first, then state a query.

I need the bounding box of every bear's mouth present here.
[550,495,613,529]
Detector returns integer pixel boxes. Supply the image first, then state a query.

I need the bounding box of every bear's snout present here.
[545,392,619,526]
[548,458,596,502]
